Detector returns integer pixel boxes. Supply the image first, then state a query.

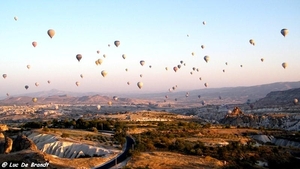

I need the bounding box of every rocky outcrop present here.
[28,133,116,158]
[4,137,13,153]
[0,124,8,131]
[12,134,37,152]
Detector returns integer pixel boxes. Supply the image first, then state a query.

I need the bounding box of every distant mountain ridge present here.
[1,81,300,106]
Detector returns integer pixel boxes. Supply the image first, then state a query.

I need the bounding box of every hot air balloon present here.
[32,41,37,47]
[199,77,202,80]
[140,60,145,66]
[293,98,298,105]
[203,21,206,25]
[97,105,101,110]
[204,56,210,63]
[97,50,100,54]
[76,54,82,62]
[225,62,228,65]
[192,67,196,71]
[140,74,143,78]
[249,39,255,46]
[281,29,288,37]
[204,83,208,87]
[198,95,201,99]
[177,65,181,69]
[127,82,130,85]
[97,59,103,65]
[2,74,7,79]
[95,60,99,65]
[173,67,178,72]
[25,85,29,90]
[190,72,193,75]
[80,74,83,78]
[180,60,183,64]
[101,70,108,77]
[282,62,288,69]
[201,100,206,105]
[47,29,55,39]
[240,65,243,67]
[47,80,51,84]
[175,98,177,101]
[108,101,112,106]
[14,16,18,21]
[125,68,128,72]
[75,81,80,86]
[223,69,225,72]
[113,96,118,101]
[6,93,9,97]
[32,97,37,103]
[196,68,199,72]
[108,44,110,47]
[122,54,126,59]
[183,63,186,66]
[191,52,195,56]
[137,82,143,89]
[103,54,106,58]
[219,96,222,99]
[114,40,120,47]
[261,58,264,62]
[201,45,205,49]
[149,65,152,68]
[35,82,39,87]
[165,95,168,99]
[165,67,168,71]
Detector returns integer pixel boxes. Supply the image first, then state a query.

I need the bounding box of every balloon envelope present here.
[114,40,120,47]
[204,56,210,63]
[137,82,143,89]
[32,41,37,47]
[76,54,82,62]
[282,62,288,69]
[32,98,37,103]
[281,28,288,37]
[47,29,55,38]
[101,70,108,77]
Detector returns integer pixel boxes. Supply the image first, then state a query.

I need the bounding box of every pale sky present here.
[0,0,300,97]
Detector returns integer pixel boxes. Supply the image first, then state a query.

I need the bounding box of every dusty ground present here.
[126,151,224,169]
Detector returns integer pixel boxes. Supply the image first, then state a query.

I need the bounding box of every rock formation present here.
[12,133,37,152]
[4,136,13,154]
[0,124,8,131]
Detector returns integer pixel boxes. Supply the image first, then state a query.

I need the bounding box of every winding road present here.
[93,136,134,169]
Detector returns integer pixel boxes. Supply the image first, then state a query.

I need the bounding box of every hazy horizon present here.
[1,1,300,98]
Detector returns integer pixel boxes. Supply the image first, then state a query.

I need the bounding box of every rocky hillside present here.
[252,88,300,108]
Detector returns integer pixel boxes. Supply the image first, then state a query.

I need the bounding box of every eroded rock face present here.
[0,124,8,132]
[12,134,37,152]
[4,137,13,154]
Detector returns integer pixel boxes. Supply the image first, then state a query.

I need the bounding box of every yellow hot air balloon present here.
[191,52,195,56]
[101,70,108,77]
[32,97,38,103]
[249,39,255,46]
[35,82,39,87]
[108,101,112,106]
[282,62,288,69]
[293,98,298,105]
[97,59,103,65]
[27,65,31,69]
[47,29,55,39]
[122,54,126,59]
[137,82,143,89]
[97,105,101,110]
[281,28,288,37]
